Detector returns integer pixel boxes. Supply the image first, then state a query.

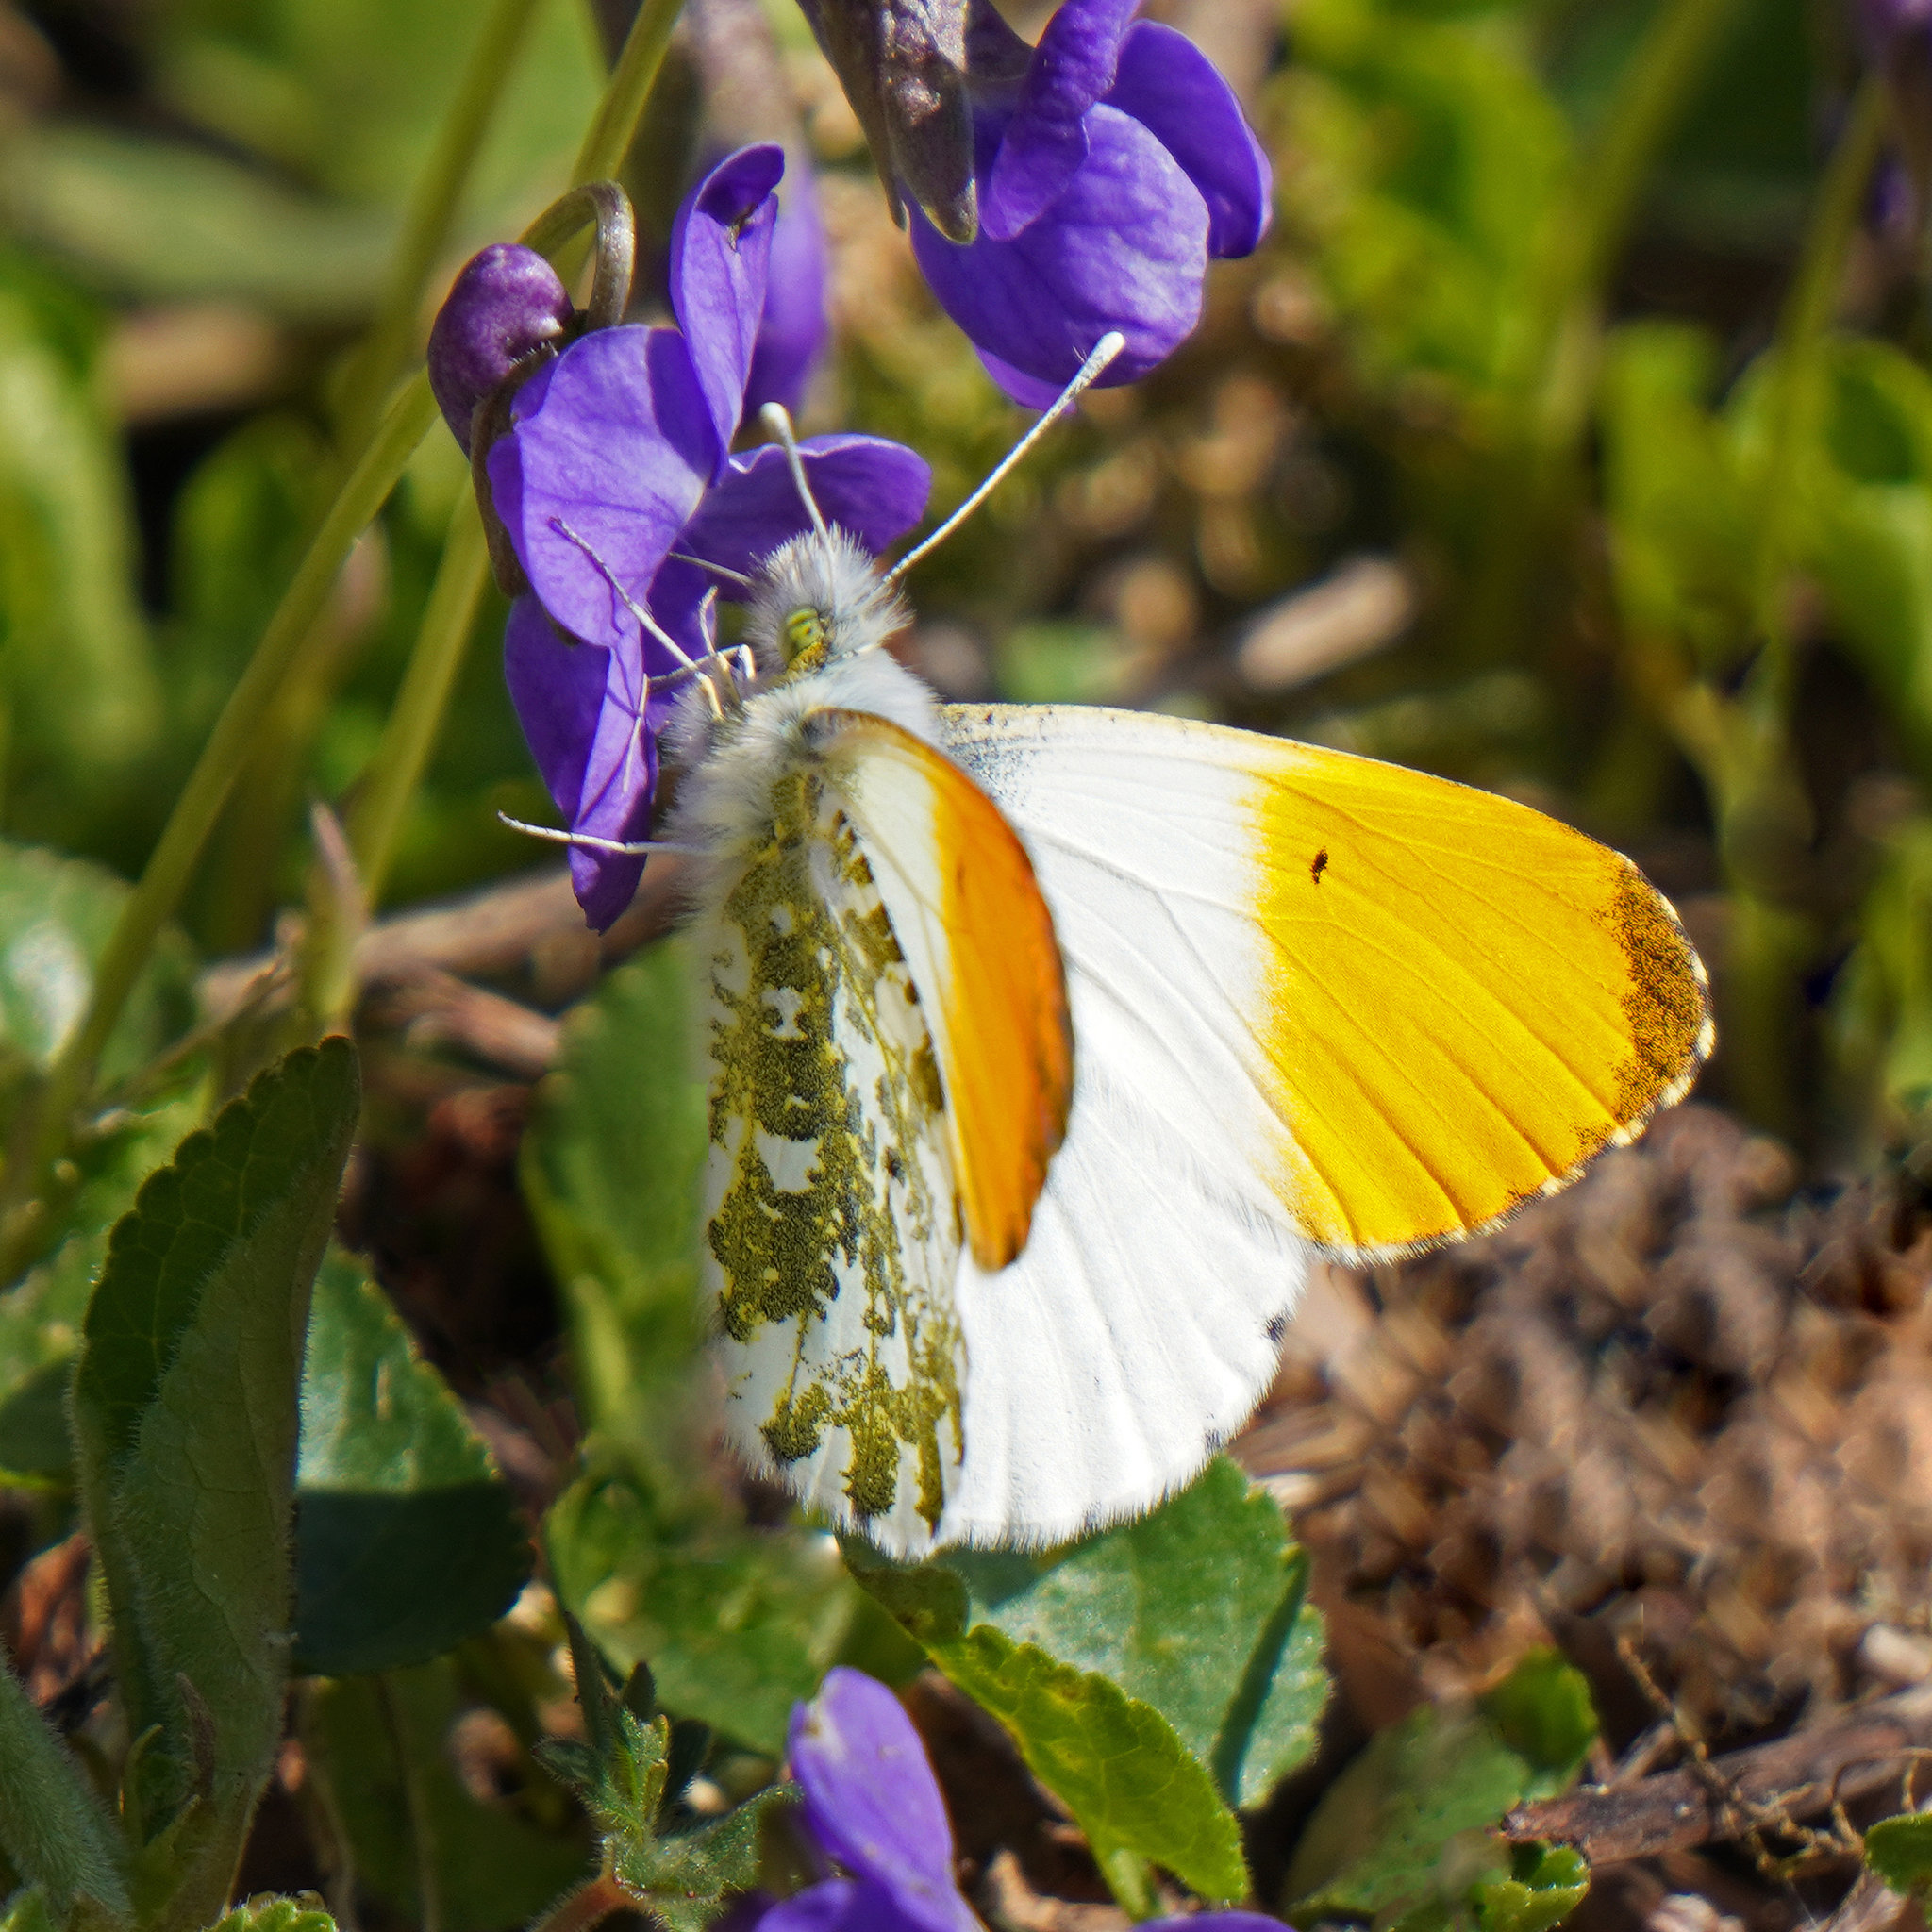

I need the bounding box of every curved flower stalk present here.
[908,0,1273,406]
[431,146,930,928]
[756,1670,1293,1932]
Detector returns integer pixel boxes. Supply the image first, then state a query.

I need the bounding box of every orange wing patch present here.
[812,711,1074,1271]
[1248,747,1712,1256]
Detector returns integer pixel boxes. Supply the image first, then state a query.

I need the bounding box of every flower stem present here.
[11,377,436,1194]
[526,1874,630,1932]
[8,0,690,1206]
[331,0,549,459]
[574,0,688,185]
[1462,0,1742,660]
[1706,74,1888,1135]
[305,500,490,1030]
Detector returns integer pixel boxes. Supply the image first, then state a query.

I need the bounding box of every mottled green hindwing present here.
[702,762,965,1548]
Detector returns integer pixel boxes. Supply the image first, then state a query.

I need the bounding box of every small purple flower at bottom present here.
[752,1669,1293,1932]
[472,144,929,929]
[908,0,1272,407]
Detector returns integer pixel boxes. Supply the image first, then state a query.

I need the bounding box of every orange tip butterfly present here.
[580,338,1712,1559]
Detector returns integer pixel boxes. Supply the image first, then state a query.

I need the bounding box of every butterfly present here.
[545,353,1712,1562]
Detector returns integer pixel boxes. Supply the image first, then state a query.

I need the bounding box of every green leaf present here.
[614,1786,791,1932]
[539,1685,788,1932]
[0,843,195,1090]
[0,1081,204,1489]
[292,1250,530,1675]
[1479,1652,1597,1801]
[0,131,391,324]
[843,1539,1248,1905]
[946,1457,1328,1809]
[1473,1846,1590,1932]
[1865,1814,1932,1896]
[0,257,159,845]
[1284,1706,1531,1921]
[208,1897,336,1932]
[545,1466,855,1758]
[939,1624,1246,1904]
[521,942,708,1445]
[305,1661,591,1932]
[70,1040,358,1889]
[0,1891,60,1932]
[0,1648,129,1918]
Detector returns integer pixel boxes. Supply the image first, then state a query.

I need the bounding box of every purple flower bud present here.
[428,244,575,452]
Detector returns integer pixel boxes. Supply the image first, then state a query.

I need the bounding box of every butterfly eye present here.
[782,607,829,668]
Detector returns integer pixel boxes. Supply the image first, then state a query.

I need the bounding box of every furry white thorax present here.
[662,528,941,899]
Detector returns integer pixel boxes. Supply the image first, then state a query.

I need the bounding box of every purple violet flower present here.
[750,1670,1294,1932]
[469,145,930,929]
[908,0,1273,407]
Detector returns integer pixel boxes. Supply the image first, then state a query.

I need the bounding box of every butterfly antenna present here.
[758,402,836,560]
[667,551,757,589]
[888,330,1125,585]
[549,519,702,672]
[497,813,704,858]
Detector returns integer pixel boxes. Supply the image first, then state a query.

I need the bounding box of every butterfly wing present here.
[698,704,1071,1557]
[931,701,1710,1545]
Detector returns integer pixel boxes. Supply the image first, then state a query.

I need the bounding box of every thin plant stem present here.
[526,1874,629,1932]
[1746,73,1889,708]
[305,499,490,1029]
[332,0,549,458]
[574,0,688,185]
[8,0,688,1216]
[375,1673,443,1932]
[1464,0,1743,662]
[1703,74,1888,1134]
[8,378,437,1215]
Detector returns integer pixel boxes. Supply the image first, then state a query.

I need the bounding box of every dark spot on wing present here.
[1310,848,1329,883]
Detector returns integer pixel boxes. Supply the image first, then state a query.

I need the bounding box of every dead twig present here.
[1503,1679,1932,1865]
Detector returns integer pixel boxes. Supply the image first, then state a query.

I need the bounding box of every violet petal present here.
[789,1672,975,1932]
[679,436,934,577]
[1107,20,1273,258]
[502,597,657,930]
[1145,1919,1293,1932]
[757,1881,920,1932]
[488,324,715,655]
[427,244,574,451]
[912,102,1208,392]
[964,0,1032,85]
[669,143,787,469]
[972,345,1064,409]
[982,0,1138,241]
[502,595,604,823]
[745,161,832,417]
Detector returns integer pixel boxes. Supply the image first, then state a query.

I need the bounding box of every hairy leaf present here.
[293,1250,530,1675]
[71,1040,358,1871]
[208,1898,337,1932]
[0,1648,129,1916]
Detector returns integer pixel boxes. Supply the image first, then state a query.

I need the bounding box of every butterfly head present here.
[749,527,909,684]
